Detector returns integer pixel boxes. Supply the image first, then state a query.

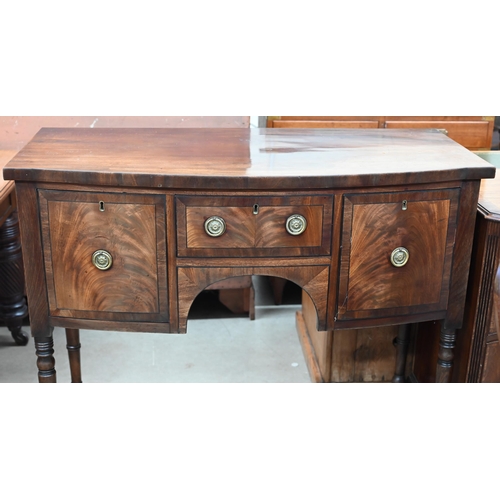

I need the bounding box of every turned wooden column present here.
[0,211,29,345]
[35,336,56,382]
[435,326,457,383]
[65,328,82,383]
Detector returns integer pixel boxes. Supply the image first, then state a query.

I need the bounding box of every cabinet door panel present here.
[39,190,168,322]
[337,189,459,321]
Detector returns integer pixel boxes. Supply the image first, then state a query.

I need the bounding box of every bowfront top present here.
[3,127,496,189]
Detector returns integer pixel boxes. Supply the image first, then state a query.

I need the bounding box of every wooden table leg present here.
[435,326,456,383]
[35,336,56,382]
[392,324,411,382]
[65,328,82,383]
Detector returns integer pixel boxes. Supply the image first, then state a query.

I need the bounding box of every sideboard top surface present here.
[3,127,495,189]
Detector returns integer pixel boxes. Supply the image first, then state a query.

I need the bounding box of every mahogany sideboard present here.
[2,127,496,383]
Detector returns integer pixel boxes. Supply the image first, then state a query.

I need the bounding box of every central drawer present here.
[176,195,333,258]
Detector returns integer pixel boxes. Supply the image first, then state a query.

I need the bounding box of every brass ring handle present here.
[390,247,409,267]
[92,250,113,270]
[204,216,226,237]
[286,214,307,236]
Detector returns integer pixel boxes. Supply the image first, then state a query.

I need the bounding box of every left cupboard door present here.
[38,190,168,324]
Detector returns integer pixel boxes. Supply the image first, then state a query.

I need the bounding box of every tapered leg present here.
[65,328,82,383]
[35,336,56,382]
[435,326,456,383]
[392,324,411,383]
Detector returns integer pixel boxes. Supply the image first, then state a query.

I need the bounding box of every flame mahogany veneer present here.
[3,127,496,382]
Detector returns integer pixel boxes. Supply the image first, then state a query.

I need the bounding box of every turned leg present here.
[249,284,255,321]
[0,211,29,346]
[65,328,82,383]
[435,326,456,383]
[35,336,56,383]
[392,324,411,383]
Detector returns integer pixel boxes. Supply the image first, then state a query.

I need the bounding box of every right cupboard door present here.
[337,189,460,322]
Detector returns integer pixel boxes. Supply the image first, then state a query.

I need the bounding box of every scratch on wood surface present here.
[90,118,99,128]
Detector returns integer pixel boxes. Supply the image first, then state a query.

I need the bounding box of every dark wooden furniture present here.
[3,128,495,382]
[0,117,254,320]
[454,152,500,382]
[266,117,495,150]
[413,151,500,382]
[494,266,500,335]
[269,117,495,382]
[0,177,29,345]
[296,291,415,382]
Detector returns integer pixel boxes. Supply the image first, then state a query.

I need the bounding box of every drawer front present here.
[39,190,168,322]
[176,195,333,257]
[337,189,460,321]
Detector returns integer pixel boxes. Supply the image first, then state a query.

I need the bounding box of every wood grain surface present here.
[495,266,500,337]
[177,194,333,258]
[0,176,15,227]
[337,189,459,321]
[272,120,379,129]
[299,290,407,382]
[7,127,496,383]
[39,190,168,321]
[348,200,449,307]
[444,180,482,329]
[14,183,53,337]
[3,128,495,190]
[385,120,492,149]
[177,265,330,333]
[452,153,500,382]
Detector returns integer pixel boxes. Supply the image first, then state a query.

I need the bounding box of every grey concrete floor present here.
[0,277,311,383]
